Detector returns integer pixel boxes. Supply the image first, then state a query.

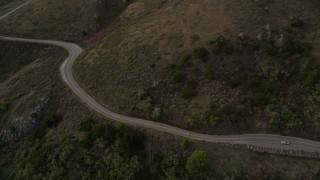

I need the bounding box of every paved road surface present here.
[1,0,320,154]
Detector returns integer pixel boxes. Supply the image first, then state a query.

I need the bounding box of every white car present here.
[281,140,290,145]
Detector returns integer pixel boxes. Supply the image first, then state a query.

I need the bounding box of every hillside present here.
[75,0,320,139]
[0,0,129,41]
[1,0,320,179]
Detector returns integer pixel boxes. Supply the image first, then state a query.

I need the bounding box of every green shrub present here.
[267,40,312,59]
[193,48,209,61]
[151,107,161,121]
[238,34,249,45]
[246,74,261,88]
[30,128,47,141]
[181,54,192,67]
[59,139,76,161]
[95,124,116,142]
[251,91,268,106]
[182,87,196,99]
[182,80,199,99]
[268,108,303,130]
[154,107,170,122]
[150,63,156,68]
[284,26,294,33]
[266,47,278,57]
[268,112,283,132]
[136,98,152,113]
[260,81,273,93]
[219,105,244,122]
[210,36,226,55]
[180,139,190,150]
[209,101,219,113]
[295,42,312,55]
[45,114,62,128]
[170,63,178,70]
[250,42,260,52]
[228,113,241,122]
[172,71,186,84]
[187,80,199,89]
[290,18,304,28]
[227,78,241,88]
[209,115,219,127]
[187,117,197,129]
[281,109,302,128]
[305,70,320,86]
[0,101,10,113]
[82,31,88,36]
[220,104,233,114]
[117,127,145,154]
[186,150,210,177]
[79,119,94,132]
[0,139,6,150]
[80,132,94,149]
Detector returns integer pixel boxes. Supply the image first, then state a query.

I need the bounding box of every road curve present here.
[1,1,320,154]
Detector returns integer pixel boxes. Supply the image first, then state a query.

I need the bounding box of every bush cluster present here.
[0,101,10,113]
[210,36,226,55]
[193,48,209,61]
[182,80,199,99]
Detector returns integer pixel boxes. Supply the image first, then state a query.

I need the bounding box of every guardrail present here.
[247,145,320,158]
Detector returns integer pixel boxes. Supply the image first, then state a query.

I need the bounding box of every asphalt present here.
[1,0,320,154]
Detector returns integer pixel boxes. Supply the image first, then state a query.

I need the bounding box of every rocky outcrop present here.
[0,98,49,142]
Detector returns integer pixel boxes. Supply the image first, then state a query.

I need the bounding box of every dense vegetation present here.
[1,117,217,179]
[1,119,147,179]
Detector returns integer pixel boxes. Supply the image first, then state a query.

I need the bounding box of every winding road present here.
[1,0,320,154]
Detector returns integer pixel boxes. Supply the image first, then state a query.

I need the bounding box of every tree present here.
[186,150,210,177]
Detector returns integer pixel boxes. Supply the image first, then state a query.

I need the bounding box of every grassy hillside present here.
[0,0,25,16]
[1,42,318,179]
[1,0,320,179]
[75,0,320,139]
[0,41,48,83]
[0,0,129,41]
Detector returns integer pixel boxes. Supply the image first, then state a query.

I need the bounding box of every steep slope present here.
[75,0,320,139]
[0,0,129,41]
[1,0,320,179]
[0,0,26,16]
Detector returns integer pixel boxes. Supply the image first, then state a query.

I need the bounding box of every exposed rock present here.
[0,98,49,142]
[275,33,285,48]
